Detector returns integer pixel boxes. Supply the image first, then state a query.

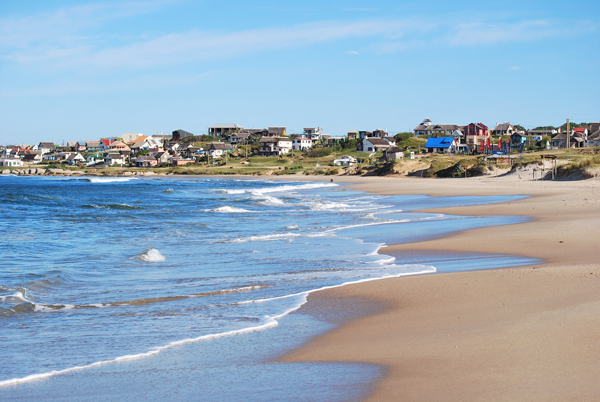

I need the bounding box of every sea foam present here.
[137,248,166,262]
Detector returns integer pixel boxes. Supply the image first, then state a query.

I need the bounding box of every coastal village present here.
[2,120,600,178]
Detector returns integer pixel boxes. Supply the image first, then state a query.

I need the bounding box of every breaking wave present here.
[137,248,166,262]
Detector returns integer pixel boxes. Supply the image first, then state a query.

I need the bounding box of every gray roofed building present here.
[414,120,463,136]
[493,122,514,136]
[208,124,243,137]
[172,129,194,141]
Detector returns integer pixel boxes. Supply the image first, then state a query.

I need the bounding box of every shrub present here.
[307,148,333,158]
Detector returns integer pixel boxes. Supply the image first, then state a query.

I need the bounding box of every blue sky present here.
[0,0,598,145]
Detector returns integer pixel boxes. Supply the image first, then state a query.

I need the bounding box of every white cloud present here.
[346,50,359,55]
[509,66,522,70]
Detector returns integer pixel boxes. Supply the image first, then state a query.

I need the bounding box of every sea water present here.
[0,176,538,400]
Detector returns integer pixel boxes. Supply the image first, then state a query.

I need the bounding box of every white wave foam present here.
[221,182,338,195]
[0,258,435,388]
[255,195,285,206]
[137,248,166,262]
[206,206,250,213]
[86,178,135,183]
[229,232,302,243]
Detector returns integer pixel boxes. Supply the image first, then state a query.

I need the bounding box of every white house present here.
[292,137,313,151]
[105,153,124,165]
[0,157,23,167]
[207,143,233,158]
[362,138,390,153]
[303,127,323,141]
[259,137,292,156]
[67,153,86,165]
[86,155,104,165]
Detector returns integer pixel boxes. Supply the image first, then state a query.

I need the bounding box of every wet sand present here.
[281,176,600,401]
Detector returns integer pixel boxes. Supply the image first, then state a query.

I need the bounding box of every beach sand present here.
[281,176,600,401]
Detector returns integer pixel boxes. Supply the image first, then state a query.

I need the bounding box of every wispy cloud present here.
[345,50,359,55]
[0,3,591,72]
[509,66,522,70]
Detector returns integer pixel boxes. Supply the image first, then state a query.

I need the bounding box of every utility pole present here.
[566,119,570,149]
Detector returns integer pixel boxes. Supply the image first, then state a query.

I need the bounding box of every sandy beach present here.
[281,176,600,401]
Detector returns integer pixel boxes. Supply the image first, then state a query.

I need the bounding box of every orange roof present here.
[129,135,149,144]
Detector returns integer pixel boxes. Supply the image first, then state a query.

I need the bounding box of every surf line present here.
[0,265,435,388]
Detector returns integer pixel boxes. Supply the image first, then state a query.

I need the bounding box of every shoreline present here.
[280,176,600,401]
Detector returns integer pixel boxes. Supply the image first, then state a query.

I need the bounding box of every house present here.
[259,137,292,156]
[424,137,459,154]
[122,133,143,143]
[0,157,23,167]
[230,132,251,144]
[105,153,125,165]
[208,143,233,158]
[153,151,170,164]
[465,123,490,154]
[208,124,243,137]
[372,129,388,138]
[38,142,55,154]
[383,146,404,161]
[135,156,158,167]
[551,132,586,148]
[292,137,313,151]
[75,142,87,152]
[100,138,115,151]
[22,153,43,164]
[67,153,85,165]
[86,155,104,165]
[109,141,131,152]
[86,141,101,151]
[172,129,194,141]
[347,131,359,140]
[383,137,396,146]
[510,133,527,145]
[268,127,287,137]
[66,141,78,151]
[303,127,323,141]
[573,127,589,141]
[414,119,463,136]
[168,157,194,166]
[362,138,390,153]
[527,129,557,138]
[493,122,514,136]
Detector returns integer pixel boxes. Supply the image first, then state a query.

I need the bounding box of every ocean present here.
[0,176,538,400]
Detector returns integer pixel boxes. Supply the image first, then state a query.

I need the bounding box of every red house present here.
[465,123,489,137]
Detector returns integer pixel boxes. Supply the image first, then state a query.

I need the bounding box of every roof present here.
[209,142,233,150]
[573,127,587,132]
[494,122,513,131]
[107,153,122,158]
[365,138,390,146]
[101,139,115,146]
[424,137,456,148]
[268,127,286,135]
[414,123,461,132]
[129,135,149,144]
[67,141,77,147]
[39,142,55,149]
[260,136,289,143]
[86,141,101,146]
[386,146,402,153]
[384,136,396,141]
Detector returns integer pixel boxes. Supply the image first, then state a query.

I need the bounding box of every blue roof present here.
[424,137,455,148]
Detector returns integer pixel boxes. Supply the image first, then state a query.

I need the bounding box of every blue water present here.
[0,176,538,400]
